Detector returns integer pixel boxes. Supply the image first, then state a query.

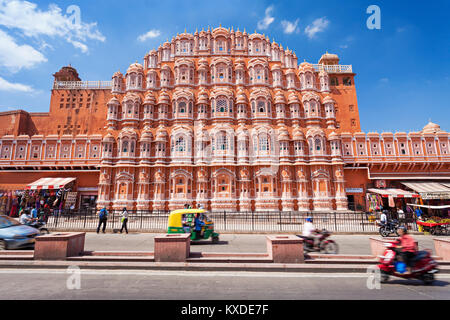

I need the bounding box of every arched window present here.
[315,138,322,151]
[122,141,128,153]
[175,137,186,152]
[216,99,227,113]
[178,101,186,113]
[257,101,265,113]
[259,135,269,151]
[217,133,228,150]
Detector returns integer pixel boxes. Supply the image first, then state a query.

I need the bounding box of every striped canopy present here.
[26,177,76,190]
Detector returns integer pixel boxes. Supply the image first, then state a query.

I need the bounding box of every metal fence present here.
[45,209,419,233]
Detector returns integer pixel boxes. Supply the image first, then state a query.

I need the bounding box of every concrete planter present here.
[266,235,304,263]
[34,232,85,260]
[154,233,191,262]
[434,238,450,261]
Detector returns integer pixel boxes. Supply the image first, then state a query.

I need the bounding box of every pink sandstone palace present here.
[0,27,449,212]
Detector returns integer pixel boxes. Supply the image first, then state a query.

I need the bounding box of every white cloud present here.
[340,44,349,49]
[257,5,275,30]
[379,78,389,83]
[0,76,35,92]
[137,29,161,42]
[0,1,105,53]
[0,29,47,72]
[305,17,330,39]
[69,40,88,53]
[281,19,299,34]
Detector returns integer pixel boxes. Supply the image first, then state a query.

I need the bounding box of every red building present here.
[1,27,449,213]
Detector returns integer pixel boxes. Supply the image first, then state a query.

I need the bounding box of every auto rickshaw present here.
[167,209,220,243]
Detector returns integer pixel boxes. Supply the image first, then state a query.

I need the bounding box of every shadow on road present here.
[190,240,229,246]
[383,279,449,287]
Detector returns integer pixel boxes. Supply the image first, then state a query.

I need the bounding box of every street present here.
[0,269,449,300]
[82,232,439,255]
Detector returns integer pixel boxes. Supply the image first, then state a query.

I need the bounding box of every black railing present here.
[44,209,419,233]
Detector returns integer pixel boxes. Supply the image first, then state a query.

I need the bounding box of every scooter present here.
[378,219,399,237]
[297,229,339,254]
[377,240,439,285]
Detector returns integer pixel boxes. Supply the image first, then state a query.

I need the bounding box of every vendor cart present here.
[416,220,449,236]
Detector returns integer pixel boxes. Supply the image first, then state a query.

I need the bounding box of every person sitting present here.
[302,217,320,250]
[396,226,417,274]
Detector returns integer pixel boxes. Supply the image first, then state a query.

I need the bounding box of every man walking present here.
[120,207,129,234]
[96,207,108,234]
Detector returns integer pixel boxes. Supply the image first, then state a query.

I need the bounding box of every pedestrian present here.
[194,213,205,240]
[31,205,38,219]
[120,207,129,234]
[96,207,108,234]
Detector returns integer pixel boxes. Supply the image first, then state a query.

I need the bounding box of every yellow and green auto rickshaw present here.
[167,209,220,243]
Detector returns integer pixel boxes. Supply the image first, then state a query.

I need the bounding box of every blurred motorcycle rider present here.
[397,226,417,274]
[303,217,320,250]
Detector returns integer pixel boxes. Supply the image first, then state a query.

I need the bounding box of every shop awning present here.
[367,188,420,198]
[401,182,450,200]
[406,203,450,209]
[26,177,76,190]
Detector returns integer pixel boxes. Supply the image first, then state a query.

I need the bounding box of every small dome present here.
[278,129,290,141]
[422,121,442,134]
[274,91,286,104]
[318,52,340,65]
[102,132,115,142]
[144,93,156,105]
[322,95,335,104]
[157,91,171,104]
[112,70,123,78]
[287,92,300,104]
[293,128,305,140]
[298,61,315,73]
[107,96,120,105]
[236,92,247,104]
[127,62,143,74]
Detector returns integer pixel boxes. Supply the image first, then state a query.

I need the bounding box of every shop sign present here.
[345,188,364,193]
[375,180,386,188]
[420,192,450,200]
[64,192,78,209]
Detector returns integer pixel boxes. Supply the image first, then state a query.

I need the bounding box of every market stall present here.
[401,182,450,218]
[406,203,450,235]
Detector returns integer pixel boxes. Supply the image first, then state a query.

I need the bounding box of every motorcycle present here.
[377,240,439,285]
[297,229,339,254]
[378,219,399,237]
[29,219,50,235]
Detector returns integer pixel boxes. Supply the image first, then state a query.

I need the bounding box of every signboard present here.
[64,192,78,209]
[420,192,450,200]
[375,180,386,188]
[345,188,364,193]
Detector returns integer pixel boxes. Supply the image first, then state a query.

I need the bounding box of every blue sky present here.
[0,0,449,133]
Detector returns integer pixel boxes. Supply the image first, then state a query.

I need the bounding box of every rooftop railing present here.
[53,81,112,90]
[313,64,353,73]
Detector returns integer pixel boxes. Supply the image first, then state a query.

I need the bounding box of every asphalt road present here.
[0,269,449,300]
[83,233,439,255]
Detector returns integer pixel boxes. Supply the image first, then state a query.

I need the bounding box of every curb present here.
[47,229,425,236]
[0,260,448,273]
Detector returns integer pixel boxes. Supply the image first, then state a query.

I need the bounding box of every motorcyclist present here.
[302,217,320,250]
[396,225,417,274]
[19,209,36,226]
[379,210,388,227]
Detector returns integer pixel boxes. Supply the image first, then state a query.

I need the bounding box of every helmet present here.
[398,225,407,233]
